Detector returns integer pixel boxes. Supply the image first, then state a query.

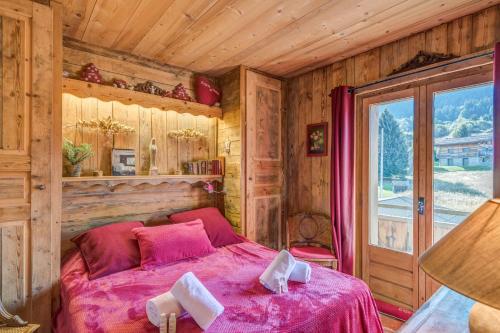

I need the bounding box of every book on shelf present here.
[184,157,225,176]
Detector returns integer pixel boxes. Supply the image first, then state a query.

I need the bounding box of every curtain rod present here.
[348,50,494,94]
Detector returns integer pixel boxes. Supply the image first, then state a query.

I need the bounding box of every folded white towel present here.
[170,272,224,330]
[259,250,296,293]
[146,291,185,327]
[289,260,312,283]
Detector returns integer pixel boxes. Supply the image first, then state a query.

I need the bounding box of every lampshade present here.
[419,199,500,310]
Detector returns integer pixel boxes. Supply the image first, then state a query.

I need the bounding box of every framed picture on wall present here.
[306,122,328,157]
[112,149,136,176]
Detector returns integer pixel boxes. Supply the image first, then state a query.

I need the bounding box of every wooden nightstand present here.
[0,324,40,333]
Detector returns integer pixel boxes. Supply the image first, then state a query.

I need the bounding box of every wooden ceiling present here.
[62,0,498,77]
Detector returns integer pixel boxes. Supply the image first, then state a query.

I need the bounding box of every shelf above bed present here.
[62,174,224,187]
[62,78,222,118]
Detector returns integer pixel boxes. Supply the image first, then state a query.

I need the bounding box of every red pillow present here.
[132,219,215,270]
[72,221,143,280]
[169,207,242,247]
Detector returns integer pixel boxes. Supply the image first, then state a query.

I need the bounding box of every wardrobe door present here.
[0,1,61,331]
[246,71,283,249]
[0,4,32,320]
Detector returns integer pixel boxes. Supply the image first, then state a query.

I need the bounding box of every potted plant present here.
[63,138,93,177]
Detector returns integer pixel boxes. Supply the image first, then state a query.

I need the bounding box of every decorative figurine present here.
[112,78,132,89]
[149,137,159,176]
[171,83,192,101]
[80,63,102,84]
[134,81,166,96]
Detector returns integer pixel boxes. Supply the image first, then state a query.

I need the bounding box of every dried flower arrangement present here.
[77,116,135,136]
[168,128,205,140]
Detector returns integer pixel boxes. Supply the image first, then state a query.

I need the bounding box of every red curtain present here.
[494,43,500,198]
[330,86,355,275]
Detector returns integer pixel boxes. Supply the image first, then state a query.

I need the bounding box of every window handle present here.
[418,197,425,215]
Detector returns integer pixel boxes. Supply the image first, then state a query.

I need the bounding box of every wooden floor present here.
[381,313,404,333]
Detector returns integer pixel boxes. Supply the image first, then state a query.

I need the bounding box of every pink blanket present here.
[54,241,383,333]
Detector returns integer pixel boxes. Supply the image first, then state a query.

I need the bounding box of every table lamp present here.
[419,199,500,333]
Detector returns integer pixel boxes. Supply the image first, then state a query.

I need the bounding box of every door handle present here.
[35,184,46,191]
[418,197,425,215]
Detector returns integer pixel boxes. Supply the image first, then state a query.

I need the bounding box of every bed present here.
[54,239,383,333]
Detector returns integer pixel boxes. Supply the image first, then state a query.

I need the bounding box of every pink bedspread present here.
[54,241,383,333]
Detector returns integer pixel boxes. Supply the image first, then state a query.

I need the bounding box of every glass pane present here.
[433,83,493,243]
[369,98,414,253]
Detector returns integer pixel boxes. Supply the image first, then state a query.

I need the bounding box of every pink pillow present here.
[169,207,242,247]
[72,221,143,280]
[132,219,215,270]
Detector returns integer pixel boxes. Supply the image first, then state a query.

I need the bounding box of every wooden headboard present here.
[61,176,223,254]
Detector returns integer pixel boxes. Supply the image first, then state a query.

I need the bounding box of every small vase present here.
[70,164,82,177]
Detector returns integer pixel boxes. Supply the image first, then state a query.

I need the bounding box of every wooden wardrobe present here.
[219,67,285,249]
[0,1,61,332]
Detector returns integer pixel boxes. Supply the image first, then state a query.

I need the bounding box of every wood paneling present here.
[60,0,495,77]
[0,2,31,323]
[63,38,198,98]
[62,93,217,176]
[0,2,61,332]
[286,4,500,220]
[61,177,220,254]
[217,67,245,233]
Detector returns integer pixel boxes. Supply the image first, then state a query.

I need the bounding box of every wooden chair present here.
[286,212,338,270]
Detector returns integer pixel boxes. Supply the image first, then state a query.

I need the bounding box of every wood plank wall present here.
[60,42,221,251]
[61,180,217,253]
[286,5,500,219]
[63,38,198,99]
[217,67,245,233]
[62,94,217,176]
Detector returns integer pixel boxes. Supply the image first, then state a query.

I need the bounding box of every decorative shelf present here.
[62,174,223,186]
[62,78,222,118]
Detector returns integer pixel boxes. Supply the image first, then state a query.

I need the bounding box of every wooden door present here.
[360,88,420,313]
[246,71,283,249]
[0,1,61,331]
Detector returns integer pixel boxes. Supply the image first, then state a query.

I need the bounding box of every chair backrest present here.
[286,212,333,251]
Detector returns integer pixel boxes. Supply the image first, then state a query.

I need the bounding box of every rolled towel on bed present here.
[146,291,185,327]
[259,250,296,294]
[289,260,312,283]
[170,272,224,330]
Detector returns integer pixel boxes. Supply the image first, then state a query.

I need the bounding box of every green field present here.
[380,168,491,212]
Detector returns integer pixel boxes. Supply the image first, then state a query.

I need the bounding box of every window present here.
[433,82,493,243]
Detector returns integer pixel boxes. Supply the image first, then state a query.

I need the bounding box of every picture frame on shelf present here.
[112,149,136,176]
[306,122,328,157]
